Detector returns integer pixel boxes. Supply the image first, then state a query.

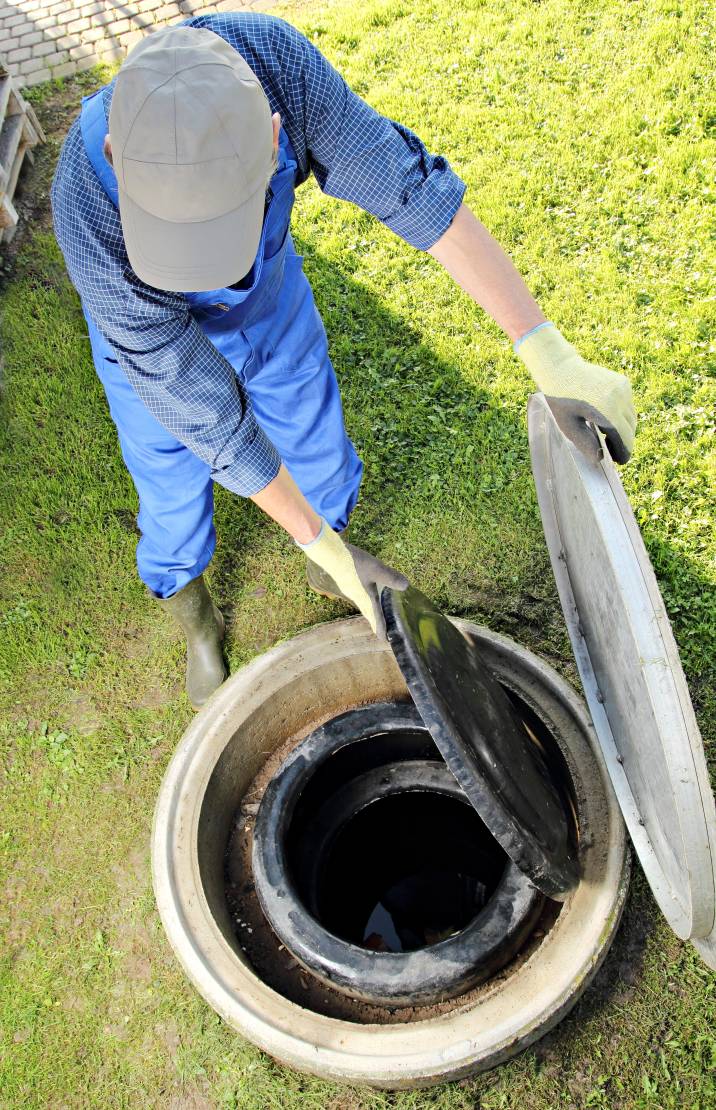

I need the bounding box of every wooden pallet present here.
[0,57,45,245]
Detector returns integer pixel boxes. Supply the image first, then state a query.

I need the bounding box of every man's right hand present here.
[298,519,408,638]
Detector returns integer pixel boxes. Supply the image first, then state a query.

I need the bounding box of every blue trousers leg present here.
[86,313,216,599]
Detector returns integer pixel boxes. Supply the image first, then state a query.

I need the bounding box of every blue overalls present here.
[79,90,363,598]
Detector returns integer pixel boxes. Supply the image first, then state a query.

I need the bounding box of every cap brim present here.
[118,183,265,293]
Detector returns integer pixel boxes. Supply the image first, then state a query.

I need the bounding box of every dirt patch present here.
[62,691,103,735]
[325,1097,374,1110]
[155,1017,181,1060]
[224,715,563,1026]
[111,843,151,901]
[166,1088,215,1110]
[133,683,179,711]
[117,622,155,661]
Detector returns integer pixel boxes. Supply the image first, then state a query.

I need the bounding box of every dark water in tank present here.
[314,791,507,952]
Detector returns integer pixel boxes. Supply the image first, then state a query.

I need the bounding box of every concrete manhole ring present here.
[152,617,629,1089]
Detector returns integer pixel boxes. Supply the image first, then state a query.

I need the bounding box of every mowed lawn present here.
[1,0,715,1106]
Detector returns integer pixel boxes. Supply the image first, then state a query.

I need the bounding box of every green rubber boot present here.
[156,575,227,710]
[305,528,350,602]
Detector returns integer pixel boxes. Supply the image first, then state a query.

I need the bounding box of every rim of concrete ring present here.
[152,617,630,1090]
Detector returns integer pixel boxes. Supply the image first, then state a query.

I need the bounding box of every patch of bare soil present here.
[62,691,103,735]
[166,1088,215,1110]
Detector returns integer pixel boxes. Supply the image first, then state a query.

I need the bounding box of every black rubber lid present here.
[381,585,580,899]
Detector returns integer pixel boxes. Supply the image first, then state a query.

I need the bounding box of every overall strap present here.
[80,89,119,208]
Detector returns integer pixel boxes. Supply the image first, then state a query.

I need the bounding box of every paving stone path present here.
[0,0,277,87]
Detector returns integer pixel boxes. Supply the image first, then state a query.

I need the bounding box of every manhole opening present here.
[288,764,508,953]
[224,686,575,1023]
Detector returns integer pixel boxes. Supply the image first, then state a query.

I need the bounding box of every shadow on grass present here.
[210,236,716,726]
[209,233,544,625]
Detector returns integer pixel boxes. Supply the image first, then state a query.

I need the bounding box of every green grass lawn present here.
[1,0,715,1106]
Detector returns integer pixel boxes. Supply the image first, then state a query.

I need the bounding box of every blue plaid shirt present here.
[51,12,466,497]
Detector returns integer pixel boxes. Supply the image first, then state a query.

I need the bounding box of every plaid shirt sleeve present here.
[296,31,467,248]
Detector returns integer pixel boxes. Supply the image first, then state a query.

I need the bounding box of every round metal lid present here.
[528,391,716,948]
[381,585,580,900]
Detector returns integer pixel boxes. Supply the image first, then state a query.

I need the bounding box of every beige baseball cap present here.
[108,25,273,292]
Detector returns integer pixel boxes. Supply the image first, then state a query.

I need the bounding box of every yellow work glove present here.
[297,519,409,639]
[515,323,636,463]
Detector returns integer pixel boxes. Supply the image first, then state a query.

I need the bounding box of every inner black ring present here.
[250,701,547,1006]
[293,760,508,953]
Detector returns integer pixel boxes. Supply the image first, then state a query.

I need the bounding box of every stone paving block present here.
[98,44,124,62]
[120,29,146,50]
[66,17,91,35]
[75,53,101,72]
[7,46,31,63]
[2,13,31,30]
[69,41,96,60]
[129,11,155,29]
[93,9,119,27]
[97,32,119,51]
[19,54,50,74]
[50,59,77,79]
[23,65,51,83]
[33,39,58,58]
[35,14,62,30]
[70,53,97,72]
[55,8,78,26]
[43,21,70,39]
[42,48,69,68]
[109,18,131,36]
[18,30,44,47]
[155,4,180,21]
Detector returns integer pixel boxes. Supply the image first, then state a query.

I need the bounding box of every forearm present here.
[427,203,546,343]
[250,464,321,544]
